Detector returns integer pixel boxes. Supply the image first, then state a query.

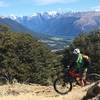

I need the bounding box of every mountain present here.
[11,11,100,37]
[0,17,34,34]
[1,11,100,50]
[8,11,100,50]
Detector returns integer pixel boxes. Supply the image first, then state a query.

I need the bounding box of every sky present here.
[0,0,100,16]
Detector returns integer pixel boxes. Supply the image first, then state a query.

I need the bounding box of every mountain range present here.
[1,11,100,50]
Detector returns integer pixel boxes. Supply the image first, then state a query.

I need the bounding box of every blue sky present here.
[0,0,100,16]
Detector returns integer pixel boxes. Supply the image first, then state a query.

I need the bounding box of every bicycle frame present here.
[64,68,83,85]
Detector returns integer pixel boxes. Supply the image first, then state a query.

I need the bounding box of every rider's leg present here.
[81,68,88,86]
[75,69,83,86]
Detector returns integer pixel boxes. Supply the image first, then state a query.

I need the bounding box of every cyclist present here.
[70,48,91,86]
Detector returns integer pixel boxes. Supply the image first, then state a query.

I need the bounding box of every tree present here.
[0,25,61,85]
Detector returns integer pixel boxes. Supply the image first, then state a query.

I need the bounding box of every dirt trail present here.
[0,83,90,100]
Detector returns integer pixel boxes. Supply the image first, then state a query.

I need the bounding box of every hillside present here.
[0,17,34,34]
[0,16,71,50]
[0,26,61,85]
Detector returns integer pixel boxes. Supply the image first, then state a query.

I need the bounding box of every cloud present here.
[32,0,79,5]
[91,6,100,11]
[0,0,9,7]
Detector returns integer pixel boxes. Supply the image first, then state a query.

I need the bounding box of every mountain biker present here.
[70,48,91,86]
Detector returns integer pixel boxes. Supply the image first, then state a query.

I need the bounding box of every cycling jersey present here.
[76,53,84,70]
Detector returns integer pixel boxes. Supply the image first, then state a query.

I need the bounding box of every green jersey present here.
[76,53,84,70]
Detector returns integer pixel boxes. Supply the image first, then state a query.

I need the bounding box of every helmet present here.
[73,48,80,54]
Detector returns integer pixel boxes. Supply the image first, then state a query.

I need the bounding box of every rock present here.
[83,81,100,100]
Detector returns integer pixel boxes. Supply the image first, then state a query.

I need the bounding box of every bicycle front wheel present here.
[53,76,72,95]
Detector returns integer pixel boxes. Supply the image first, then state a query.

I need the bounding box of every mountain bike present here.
[53,66,100,95]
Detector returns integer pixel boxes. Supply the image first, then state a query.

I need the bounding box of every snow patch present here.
[8,14,17,20]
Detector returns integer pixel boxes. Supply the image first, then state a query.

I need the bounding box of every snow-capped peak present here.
[8,14,17,20]
[31,13,38,17]
[47,11,58,16]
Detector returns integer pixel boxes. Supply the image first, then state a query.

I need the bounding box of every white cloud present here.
[32,0,79,5]
[91,6,100,11]
[0,0,9,7]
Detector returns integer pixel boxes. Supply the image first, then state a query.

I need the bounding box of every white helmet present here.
[73,48,80,54]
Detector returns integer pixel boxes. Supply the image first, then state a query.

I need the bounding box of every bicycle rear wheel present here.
[53,76,72,95]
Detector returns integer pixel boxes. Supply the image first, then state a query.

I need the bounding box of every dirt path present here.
[0,83,88,100]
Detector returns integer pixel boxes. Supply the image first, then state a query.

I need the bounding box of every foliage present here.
[0,24,61,85]
[0,24,10,32]
[63,30,100,74]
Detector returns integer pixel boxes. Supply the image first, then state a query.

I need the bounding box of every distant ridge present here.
[8,11,100,36]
